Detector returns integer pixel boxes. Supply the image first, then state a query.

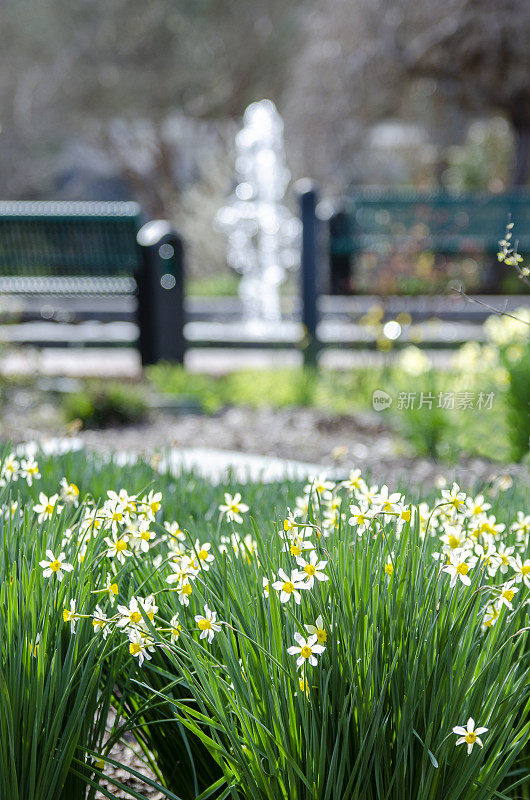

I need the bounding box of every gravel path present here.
[3,401,527,490]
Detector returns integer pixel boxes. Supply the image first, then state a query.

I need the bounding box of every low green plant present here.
[0,480,119,799]
[0,450,193,800]
[483,310,530,463]
[224,368,317,408]
[146,358,514,462]
[144,365,222,413]
[63,381,148,428]
[504,344,530,462]
[3,446,529,799]
[122,473,530,799]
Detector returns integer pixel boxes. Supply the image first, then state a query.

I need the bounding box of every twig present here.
[451,285,530,327]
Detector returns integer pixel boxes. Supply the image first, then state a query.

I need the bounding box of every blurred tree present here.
[0,0,305,210]
[284,0,530,189]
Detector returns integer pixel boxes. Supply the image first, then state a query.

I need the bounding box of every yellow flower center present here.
[300,645,312,658]
[474,505,482,515]
[172,625,181,638]
[282,581,294,594]
[45,504,54,515]
[115,540,127,552]
[198,549,208,560]
[130,611,142,624]
[110,583,118,595]
[401,509,411,522]
[151,501,160,513]
[304,564,316,576]
[503,589,515,601]
[112,511,122,522]
[456,563,469,575]
[290,543,301,556]
[316,629,327,643]
[182,583,192,595]
[129,642,142,656]
[141,530,151,541]
[501,555,508,564]
[465,732,476,744]
[383,501,392,512]
[198,619,212,630]
[62,609,70,622]
[385,563,394,576]
[522,565,530,575]
[448,535,460,548]
[50,560,61,572]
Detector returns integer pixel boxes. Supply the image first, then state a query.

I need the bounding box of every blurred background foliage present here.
[0,0,529,281]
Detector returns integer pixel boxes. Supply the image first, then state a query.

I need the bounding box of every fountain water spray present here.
[216,99,300,328]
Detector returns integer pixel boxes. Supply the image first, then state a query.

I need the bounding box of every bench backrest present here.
[0,201,143,276]
[331,190,530,255]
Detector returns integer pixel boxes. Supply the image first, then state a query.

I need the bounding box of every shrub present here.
[146,364,221,413]
[63,381,148,428]
[505,347,530,462]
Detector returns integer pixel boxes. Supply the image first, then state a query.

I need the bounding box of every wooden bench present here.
[327,190,530,294]
[0,201,185,364]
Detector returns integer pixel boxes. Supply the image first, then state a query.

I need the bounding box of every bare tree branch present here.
[451,285,530,326]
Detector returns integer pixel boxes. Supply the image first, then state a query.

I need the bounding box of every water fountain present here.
[215,99,301,329]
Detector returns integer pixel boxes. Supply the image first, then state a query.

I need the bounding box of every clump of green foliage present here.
[505,344,530,462]
[63,381,148,428]
[147,361,509,462]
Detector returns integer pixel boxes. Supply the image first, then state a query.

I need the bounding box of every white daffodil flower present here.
[509,554,530,588]
[194,605,222,643]
[287,633,326,668]
[453,718,488,754]
[128,630,155,667]
[272,568,307,604]
[496,580,519,610]
[62,599,78,633]
[219,492,249,524]
[295,550,329,589]
[33,493,63,523]
[39,550,73,582]
[441,549,477,587]
[304,615,328,644]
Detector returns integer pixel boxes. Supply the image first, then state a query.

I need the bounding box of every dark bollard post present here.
[299,182,320,369]
[329,210,352,294]
[136,220,186,366]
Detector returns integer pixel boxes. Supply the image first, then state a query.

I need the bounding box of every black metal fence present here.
[0,202,185,365]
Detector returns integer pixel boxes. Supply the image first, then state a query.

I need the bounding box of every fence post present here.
[136,220,186,366]
[298,182,320,368]
[329,210,352,294]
